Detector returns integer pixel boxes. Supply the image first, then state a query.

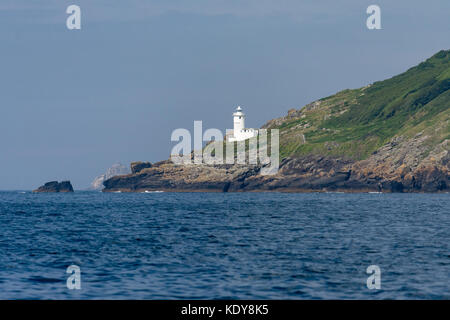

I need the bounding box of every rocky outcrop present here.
[90,163,130,190]
[33,181,74,193]
[346,136,449,192]
[130,161,152,174]
[103,134,449,193]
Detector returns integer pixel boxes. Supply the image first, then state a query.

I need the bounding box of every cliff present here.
[103,50,450,193]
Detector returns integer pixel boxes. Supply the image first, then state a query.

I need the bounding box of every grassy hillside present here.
[267,50,450,160]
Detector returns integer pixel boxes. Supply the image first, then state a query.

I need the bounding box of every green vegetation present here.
[268,50,450,160]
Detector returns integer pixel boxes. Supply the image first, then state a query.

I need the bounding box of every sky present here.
[0,0,449,190]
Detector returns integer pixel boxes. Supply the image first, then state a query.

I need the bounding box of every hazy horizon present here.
[1,0,449,190]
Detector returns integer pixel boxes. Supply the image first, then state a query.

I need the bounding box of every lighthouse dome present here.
[233,106,244,116]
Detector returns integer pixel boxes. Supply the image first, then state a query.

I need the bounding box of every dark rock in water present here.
[33,181,74,193]
[130,161,152,174]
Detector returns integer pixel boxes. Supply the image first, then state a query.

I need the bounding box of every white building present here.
[226,106,259,142]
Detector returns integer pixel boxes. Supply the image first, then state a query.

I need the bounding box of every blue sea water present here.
[0,191,448,299]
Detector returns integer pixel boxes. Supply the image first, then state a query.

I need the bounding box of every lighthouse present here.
[227,106,258,142]
[233,106,245,133]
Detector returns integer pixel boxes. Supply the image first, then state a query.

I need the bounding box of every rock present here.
[130,161,152,174]
[90,163,130,190]
[33,181,74,193]
[102,149,449,193]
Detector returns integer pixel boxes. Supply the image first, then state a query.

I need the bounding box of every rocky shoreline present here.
[103,139,449,193]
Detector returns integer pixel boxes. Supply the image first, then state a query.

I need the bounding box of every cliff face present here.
[103,50,450,193]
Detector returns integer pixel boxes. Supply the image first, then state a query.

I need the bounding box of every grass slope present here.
[270,50,450,160]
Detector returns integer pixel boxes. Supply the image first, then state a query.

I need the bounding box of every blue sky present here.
[0,0,449,189]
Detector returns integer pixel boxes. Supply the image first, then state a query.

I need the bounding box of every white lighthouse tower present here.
[233,106,245,133]
[227,106,258,142]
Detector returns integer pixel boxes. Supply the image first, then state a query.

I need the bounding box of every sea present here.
[0,191,448,299]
